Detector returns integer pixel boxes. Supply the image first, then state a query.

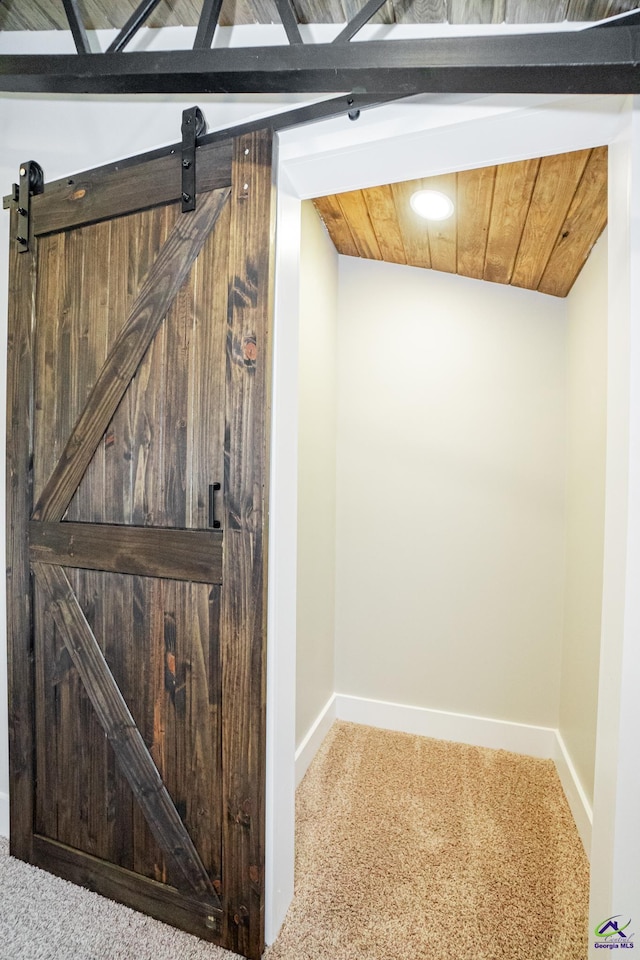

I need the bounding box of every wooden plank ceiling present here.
[312,147,607,298]
[1,0,638,31]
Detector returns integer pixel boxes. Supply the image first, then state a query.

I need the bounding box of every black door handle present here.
[208,483,221,529]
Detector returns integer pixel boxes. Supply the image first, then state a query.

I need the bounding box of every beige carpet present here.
[0,721,589,959]
[266,721,589,960]
[0,834,237,960]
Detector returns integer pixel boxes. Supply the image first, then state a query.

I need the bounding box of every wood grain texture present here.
[538,146,608,297]
[316,148,607,296]
[48,567,111,858]
[426,173,457,274]
[32,230,68,505]
[31,140,232,236]
[484,157,540,285]
[219,0,280,26]
[183,582,223,888]
[342,0,395,25]
[43,572,216,886]
[126,205,173,531]
[104,215,135,523]
[511,149,591,292]
[80,0,125,29]
[220,129,274,960]
[32,187,230,523]
[364,184,407,264]
[33,576,60,842]
[567,0,632,19]
[188,195,230,530]
[447,0,505,23]
[32,207,167,520]
[393,0,446,24]
[29,522,224,583]
[390,179,432,269]
[5,205,36,863]
[65,218,111,524]
[31,561,221,908]
[148,0,204,28]
[11,125,268,958]
[0,0,63,28]
[32,836,223,939]
[456,164,496,280]
[1,0,636,27]
[292,0,346,22]
[505,0,568,21]
[312,195,359,258]
[336,190,382,260]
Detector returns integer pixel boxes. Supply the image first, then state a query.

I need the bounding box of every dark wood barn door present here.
[6,128,273,960]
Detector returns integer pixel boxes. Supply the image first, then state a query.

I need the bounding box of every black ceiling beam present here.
[106,0,163,54]
[1,26,640,94]
[61,0,91,55]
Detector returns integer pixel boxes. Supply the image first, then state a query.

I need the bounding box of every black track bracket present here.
[181,106,206,213]
[14,160,44,253]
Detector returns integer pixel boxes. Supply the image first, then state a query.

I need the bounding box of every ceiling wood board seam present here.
[479,165,498,284]
[532,147,591,295]
[501,156,541,287]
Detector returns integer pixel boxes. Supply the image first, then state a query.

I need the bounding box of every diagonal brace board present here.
[32,561,222,910]
[32,186,230,523]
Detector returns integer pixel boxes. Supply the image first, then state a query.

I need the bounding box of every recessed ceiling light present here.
[410,189,455,221]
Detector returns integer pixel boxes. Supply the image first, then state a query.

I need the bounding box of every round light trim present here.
[410,189,454,221]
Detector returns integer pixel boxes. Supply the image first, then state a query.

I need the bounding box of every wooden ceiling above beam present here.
[0,0,638,31]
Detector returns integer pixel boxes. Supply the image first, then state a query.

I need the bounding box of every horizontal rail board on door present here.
[32,836,224,941]
[29,521,223,583]
[30,139,233,235]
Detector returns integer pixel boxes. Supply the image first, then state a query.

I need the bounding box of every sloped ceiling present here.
[312,146,607,297]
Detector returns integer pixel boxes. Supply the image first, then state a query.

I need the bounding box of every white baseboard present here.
[554,730,592,857]
[294,694,336,787]
[294,693,592,860]
[335,693,557,758]
[0,791,8,839]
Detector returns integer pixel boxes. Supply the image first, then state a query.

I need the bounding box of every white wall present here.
[295,201,338,747]
[334,257,568,728]
[560,231,608,811]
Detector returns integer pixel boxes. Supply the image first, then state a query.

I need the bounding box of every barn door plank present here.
[31,560,222,912]
[6,206,37,863]
[220,129,274,960]
[33,186,231,523]
[8,126,274,956]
